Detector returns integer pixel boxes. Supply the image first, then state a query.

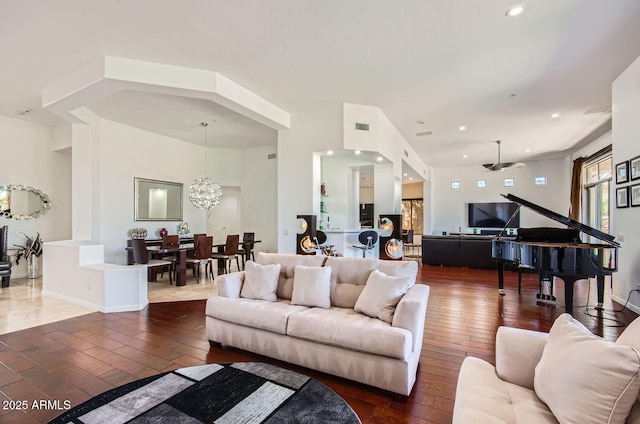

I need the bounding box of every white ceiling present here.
[2,1,640,170]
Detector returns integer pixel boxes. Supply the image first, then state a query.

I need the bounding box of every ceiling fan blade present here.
[482,141,521,171]
[483,163,506,171]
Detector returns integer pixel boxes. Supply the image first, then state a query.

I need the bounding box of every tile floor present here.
[0,271,218,335]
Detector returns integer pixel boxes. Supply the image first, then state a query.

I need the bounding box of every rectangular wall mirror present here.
[134,178,183,221]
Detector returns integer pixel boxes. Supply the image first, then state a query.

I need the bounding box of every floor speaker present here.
[296,215,317,255]
[378,214,403,260]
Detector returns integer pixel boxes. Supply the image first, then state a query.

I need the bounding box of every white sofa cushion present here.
[256,252,325,300]
[534,313,640,424]
[453,356,558,424]
[496,326,549,390]
[240,261,281,301]
[378,260,418,288]
[291,265,332,308]
[617,315,640,349]
[206,297,308,335]
[324,256,379,308]
[286,306,411,359]
[354,269,411,323]
[616,316,640,424]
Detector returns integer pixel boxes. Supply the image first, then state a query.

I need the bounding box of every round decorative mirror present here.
[0,184,52,220]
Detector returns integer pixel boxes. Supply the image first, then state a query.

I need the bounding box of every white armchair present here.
[453,314,640,424]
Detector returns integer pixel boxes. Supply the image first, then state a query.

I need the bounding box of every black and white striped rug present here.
[49,362,361,424]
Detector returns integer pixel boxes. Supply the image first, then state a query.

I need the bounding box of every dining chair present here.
[189,234,206,258]
[159,234,180,280]
[131,239,174,284]
[238,232,255,269]
[186,236,213,283]
[210,234,240,275]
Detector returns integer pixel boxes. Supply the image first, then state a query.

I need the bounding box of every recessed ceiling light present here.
[409,177,414,181]
[327,150,334,155]
[506,5,525,17]
[458,125,467,131]
[403,173,408,176]
[354,150,361,155]
[525,148,531,153]
[463,154,469,159]
[376,156,383,162]
[550,113,560,118]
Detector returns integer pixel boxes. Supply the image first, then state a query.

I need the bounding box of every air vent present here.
[583,106,612,115]
[355,122,370,131]
[416,131,433,137]
[15,108,32,116]
[267,153,277,159]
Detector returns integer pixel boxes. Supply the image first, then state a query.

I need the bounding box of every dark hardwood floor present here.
[0,265,636,423]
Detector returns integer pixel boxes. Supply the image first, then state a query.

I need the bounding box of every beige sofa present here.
[205,252,429,397]
[453,313,640,424]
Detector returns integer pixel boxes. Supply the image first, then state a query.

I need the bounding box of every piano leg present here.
[561,276,581,314]
[596,275,605,311]
[498,261,505,296]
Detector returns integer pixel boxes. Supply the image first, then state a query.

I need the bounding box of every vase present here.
[27,255,39,279]
[159,228,168,238]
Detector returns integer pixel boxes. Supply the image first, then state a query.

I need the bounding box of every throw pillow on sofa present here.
[291,265,332,308]
[240,261,281,301]
[534,313,640,424]
[354,269,411,323]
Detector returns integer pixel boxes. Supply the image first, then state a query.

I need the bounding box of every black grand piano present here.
[492,193,619,314]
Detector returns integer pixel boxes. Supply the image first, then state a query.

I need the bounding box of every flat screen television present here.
[468,202,520,228]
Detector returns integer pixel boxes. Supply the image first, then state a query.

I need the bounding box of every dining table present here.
[147,243,194,286]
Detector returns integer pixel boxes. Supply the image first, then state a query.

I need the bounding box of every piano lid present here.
[501,193,620,248]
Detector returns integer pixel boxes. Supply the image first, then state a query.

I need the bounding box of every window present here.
[402,199,423,236]
[583,155,612,235]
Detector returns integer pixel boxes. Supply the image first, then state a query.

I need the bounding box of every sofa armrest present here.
[216,271,245,298]
[495,326,548,390]
[392,284,430,353]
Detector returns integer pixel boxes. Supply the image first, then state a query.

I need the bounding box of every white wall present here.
[1,113,278,272]
[572,130,612,161]
[97,119,208,264]
[90,118,279,264]
[321,156,353,230]
[0,116,72,277]
[277,104,343,253]
[431,158,570,234]
[277,103,429,252]
[403,182,424,199]
[612,55,640,312]
[360,187,374,203]
[242,145,278,253]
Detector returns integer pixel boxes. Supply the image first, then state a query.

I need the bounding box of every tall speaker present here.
[296,215,317,255]
[378,214,403,260]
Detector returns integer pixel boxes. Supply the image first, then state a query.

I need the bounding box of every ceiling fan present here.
[482,140,522,171]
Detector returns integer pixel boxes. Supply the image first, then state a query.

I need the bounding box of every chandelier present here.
[189,122,223,210]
